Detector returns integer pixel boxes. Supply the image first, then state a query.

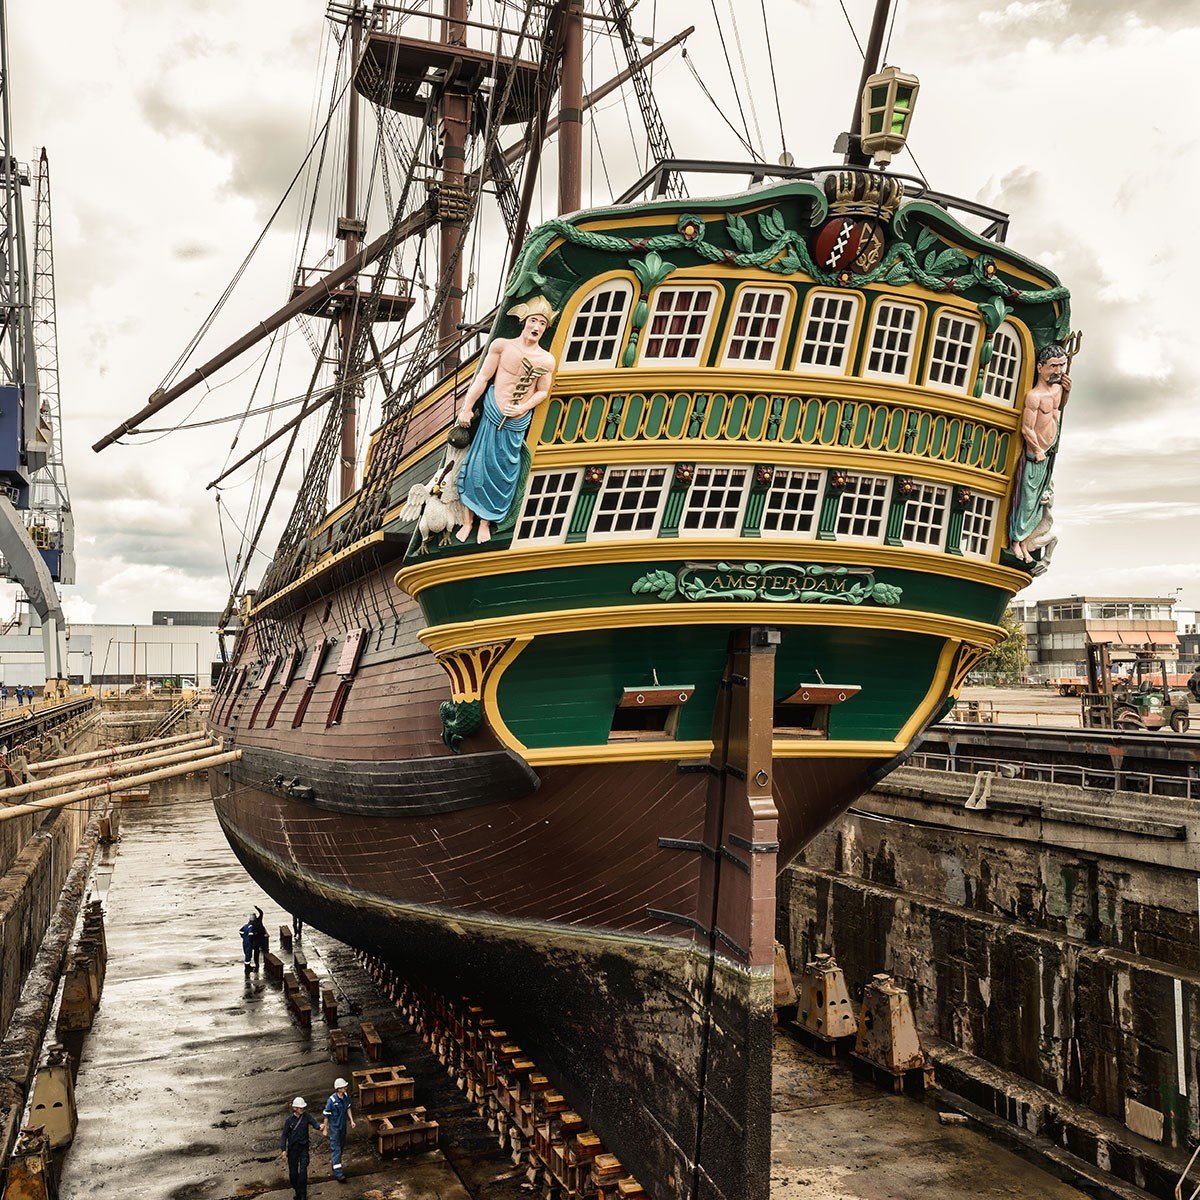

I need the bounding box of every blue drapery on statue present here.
[457,384,532,523]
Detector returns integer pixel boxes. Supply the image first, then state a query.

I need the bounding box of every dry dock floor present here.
[55,778,1102,1200]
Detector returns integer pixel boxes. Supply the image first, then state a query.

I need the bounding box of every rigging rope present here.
[760,0,788,161]
[683,51,762,161]
[707,0,756,154]
[836,0,866,57]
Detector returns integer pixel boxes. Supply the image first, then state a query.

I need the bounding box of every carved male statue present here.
[1009,342,1071,563]
[455,295,558,545]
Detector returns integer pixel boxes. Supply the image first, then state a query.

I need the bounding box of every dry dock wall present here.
[778,767,1200,1194]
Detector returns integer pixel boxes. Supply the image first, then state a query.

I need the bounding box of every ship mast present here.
[337,2,365,501]
[436,0,471,364]
[557,0,584,213]
[842,0,893,167]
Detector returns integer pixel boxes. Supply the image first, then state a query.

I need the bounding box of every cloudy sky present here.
[4,0,1198,623]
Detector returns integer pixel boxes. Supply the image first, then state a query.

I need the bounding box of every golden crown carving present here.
[822,171,904,222]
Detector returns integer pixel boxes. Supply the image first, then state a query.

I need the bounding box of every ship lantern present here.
[859,66,920,167]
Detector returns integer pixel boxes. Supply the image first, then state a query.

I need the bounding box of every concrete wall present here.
[0,730,98,1042]
[778,769,1200,1164]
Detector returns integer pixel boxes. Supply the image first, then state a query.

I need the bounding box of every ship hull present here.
[213,746,879,1200]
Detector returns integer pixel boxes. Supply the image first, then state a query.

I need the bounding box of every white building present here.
[0,606,222,687]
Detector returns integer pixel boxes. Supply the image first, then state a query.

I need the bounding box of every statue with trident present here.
[454,296,558,545]
[1009,335,1079,564]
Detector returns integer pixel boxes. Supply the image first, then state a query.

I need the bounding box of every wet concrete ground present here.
[55,776,1102,1200]
[57,779,527,1200]
[771,1033,1103,1199]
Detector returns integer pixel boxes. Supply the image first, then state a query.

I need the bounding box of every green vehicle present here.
[1082,644,1191,733]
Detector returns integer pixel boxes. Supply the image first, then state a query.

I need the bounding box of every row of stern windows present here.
[515,463,1000,560]
[559,278,1026,406]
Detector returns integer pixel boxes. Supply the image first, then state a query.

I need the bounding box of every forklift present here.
[1080,642,1191,733]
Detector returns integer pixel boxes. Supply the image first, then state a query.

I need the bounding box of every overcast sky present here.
[4,0,1198,623]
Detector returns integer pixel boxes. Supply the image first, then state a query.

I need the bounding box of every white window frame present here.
[863,300,921,382]
[981,322,1023,406]
[513,469,583,546]
[678,465,751,538]
[561,278,634,370]
[795,289,861,376]
[760,468,824,539]
[719,286,792,370]
[925,309,981,394]
[900,481,950,550]
[959,493,997,560]
[835,474,891,543]
[588,464,670,541]
[638,284,719,367]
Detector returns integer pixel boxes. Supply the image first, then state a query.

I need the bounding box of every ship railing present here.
[346,1,542,67]
[615,159,1011,243]
[1176,1142,1200,1200]
[908,748,1199,802]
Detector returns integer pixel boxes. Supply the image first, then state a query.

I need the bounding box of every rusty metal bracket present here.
[728,833,779,854]
[657,837,716,857]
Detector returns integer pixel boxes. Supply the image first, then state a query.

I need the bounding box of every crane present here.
[0,0,70,690]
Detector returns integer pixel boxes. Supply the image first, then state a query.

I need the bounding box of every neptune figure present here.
[455,296,558,545]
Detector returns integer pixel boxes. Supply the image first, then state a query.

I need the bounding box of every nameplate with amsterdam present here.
[630,563,904,606]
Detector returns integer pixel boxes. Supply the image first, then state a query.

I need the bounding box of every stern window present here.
[982,323,1022,406]
[926,310,980,392]
[721,287,790,367]
[562,280,633,369]
[900,481,950,549]
[515,469,582,545]
[864,301,920,380]
[679,465,750,536]
[796,291,860,374]
[835,474,891,541]
[590,466,669,539]
[960,493,997,559]
[761,469,823,538]
[640,286,718,366]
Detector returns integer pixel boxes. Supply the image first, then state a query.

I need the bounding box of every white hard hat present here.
[292,1097,307,1109]
[334,1077,349,1089]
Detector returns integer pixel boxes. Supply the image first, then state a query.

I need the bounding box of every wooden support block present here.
[286,989,312,1029]
[292,949,308,970]
[283,971,300,994]
[374,1108,439,1157]
[321,988,338,1025]
[329,1029,350,1064]
[352,1065,414,1112]
[299,966,320,1000]
[359,1021,383,1062]
[264,953,283,982]
[278,925,292,953]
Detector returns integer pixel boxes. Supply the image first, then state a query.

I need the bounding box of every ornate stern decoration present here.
[435,641,513,753]
[813,171,903,280]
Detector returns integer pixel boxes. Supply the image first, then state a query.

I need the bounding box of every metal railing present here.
[948,701,1082,729]
[1176,1143,1200,1200]
[907,747,1199,801]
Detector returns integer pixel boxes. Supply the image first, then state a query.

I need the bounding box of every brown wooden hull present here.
[209,564,895,1199]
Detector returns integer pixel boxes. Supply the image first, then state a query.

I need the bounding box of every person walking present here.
[279,1098,325,1200]
[322,1076,356,1182]
[239,906,266,973]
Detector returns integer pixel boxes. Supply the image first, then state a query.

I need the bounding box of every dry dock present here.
[43,771,1122,1199]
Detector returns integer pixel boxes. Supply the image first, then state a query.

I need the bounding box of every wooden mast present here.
[845,0,892,166]
[557,0,584,214]
[437,0,471,366]
[338,2,365,502]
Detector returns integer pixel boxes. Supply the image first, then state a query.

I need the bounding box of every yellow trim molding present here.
[417,600,1005,657]
[397,536,1028,601]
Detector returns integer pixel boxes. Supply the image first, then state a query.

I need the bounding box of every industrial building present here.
[1010,596,1181,678]
[0,605,221,687]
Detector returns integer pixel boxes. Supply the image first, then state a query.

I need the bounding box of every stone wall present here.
[778,767,1200,1160]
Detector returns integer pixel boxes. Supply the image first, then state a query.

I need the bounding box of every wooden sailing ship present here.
[96,3,1073,1197]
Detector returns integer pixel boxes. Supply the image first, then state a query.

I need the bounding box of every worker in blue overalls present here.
[278,1097,325,1200]
[322,1076,356,1182]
